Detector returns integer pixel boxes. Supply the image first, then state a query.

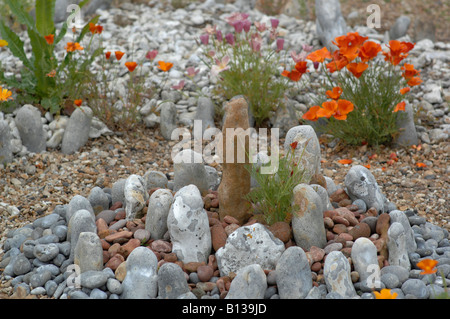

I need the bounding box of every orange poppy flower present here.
[89,23,103,34]
[363,164,371,169]
[44,34,54,45]
[400,87,410,95]
[338,159,353,165]
[401,63,420,80]
[158,61,174,72]
[74,99,82,106]
[294,61,309,74]
[0,86,13,101]
[374,289,398,299]
[125,61,138,72]
[290,141,298,150]
[306,47,332,63]
[333,32,368,61]
[281,69,302,82]
[326,87,343,100]
[334,99,354,120]
[383,40,415,65]
[416,162,427,168]
[346,62,369,78]
[393,101,406,112]
[105,51,111,60]
[417,258,438,275]
[115,51,125,60]
[317,100,338,118]
[66,42,83,52]
[389,152,399,162]
[302,105,321,121]
[326,51,349,73]
[359,41,382,62]
[407,77,422,87]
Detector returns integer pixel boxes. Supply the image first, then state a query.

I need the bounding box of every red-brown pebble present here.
[197,265,214,282]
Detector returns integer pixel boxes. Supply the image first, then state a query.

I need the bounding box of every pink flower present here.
[233,21,244,33]
[225,12,250,26]
[145,50,158,60]
[251,33,262,52]
[290,50,307,63]
[225,33,235,46]
[254,21,267,32]
[172,80,185,90]
[211,56,230,78]
[243,19,252,33]
[200,34,209,45]
[270,18,279,29]
[302,44,313,53]
[186,67,199,78]
[216,30,223,42]
[208,50,216,57]
[203,25,217,35]
[276,38,284,52]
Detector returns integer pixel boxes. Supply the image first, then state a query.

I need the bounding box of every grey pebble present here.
[401,279,430,299]
[90,288,108,299]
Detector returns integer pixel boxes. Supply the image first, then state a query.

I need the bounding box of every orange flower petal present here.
[158,61,173,72]
[359,41,382,62]
[393,101,406,112]
[105,51,111,60]
[317,100,338,118]
[407,77,422,87]
[416,162,427,168]
[294,61,308,74]
[74,99,82,106]
[306,47,332,63]
[125,61,138,72]
[346,62,369,78]
[326,87,343,100]
[417,259,438,275]
[115,51,125,60]
[374,288,398,299]
[44,34,54,45]
[400,87,411,95]
[338,159,353,164]
[302,105,321,121]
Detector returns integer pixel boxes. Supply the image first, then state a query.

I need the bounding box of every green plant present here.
[245,141,307,225]
[0,0,99,113]
[198,14,292,127]
[300,33,421,146]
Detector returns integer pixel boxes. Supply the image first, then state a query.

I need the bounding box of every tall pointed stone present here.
[218,96,252,224]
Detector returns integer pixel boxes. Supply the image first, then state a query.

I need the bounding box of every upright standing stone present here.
[276,246,312,299]
[124,174,148,221]
[218,96,252,224]
[145,189,173,240]
[324,251,357,298]
[67,209,97,261]
[389,15,411,40]
[351,238,381,290]
[167,184,211,263]
[14,104,46,153]
[88,186,110,214]
[66,195,94,225]
[284,125,321,181]
[216,223,285,277]
[389,210,417,253]
[61,106,93,155]
[225,264,267,299]
[315,0,347,50]
[393,103,419,147]
[160,101,177,140]
[291,184,327,250]
[143,170,168,190]
[195,96,216,134]
[121,247,158,299]
[157,262,190,299]
[74,232,103,273]
[387,222,411,270]
[344,165,386,214]
[173,149,209,194]
[0,120,13,165]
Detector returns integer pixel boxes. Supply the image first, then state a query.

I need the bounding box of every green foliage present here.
[310,60,407,146]
[245,145,307,225]
[0,0,99,114]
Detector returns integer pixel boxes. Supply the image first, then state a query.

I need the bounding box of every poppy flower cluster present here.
[303,86,354,121]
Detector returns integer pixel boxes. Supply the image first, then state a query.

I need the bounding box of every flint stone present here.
[344,165,386,214]
[145,189,173,240]
[157,262,190,299]
[121,247,158,299]
[67,209,97,260]
[380,265,410,284]
[389,210,417,253]
[33,243,60,262]
[88,187,110,214]
[216,223,285,277]
[173,149,209,194]
[143,170,168,190]
[387,222,411,270]
[291,184,327,250]
[276,246,312,299]
[12,254,32,276]
[195,97,216,134]
[61,106,93,155]
[389,15,411,40]
[351,238,380,289]
[324,251,357,298]
[14,105,46,153]
[401,279,430,299]
[167,184,211,263]
[111,178,126,205]
[310,184,333,211]
[124,174,148,220]
[80,270,108,289]
[393,102,419,147]
[0,120,13,164]
[66,195,94,225]
[284,125,321,181]
[315,0,347,50]
[33,213,60,229]
[225,264,267,299]
[160,101,177,140]
[74,232,103,273]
